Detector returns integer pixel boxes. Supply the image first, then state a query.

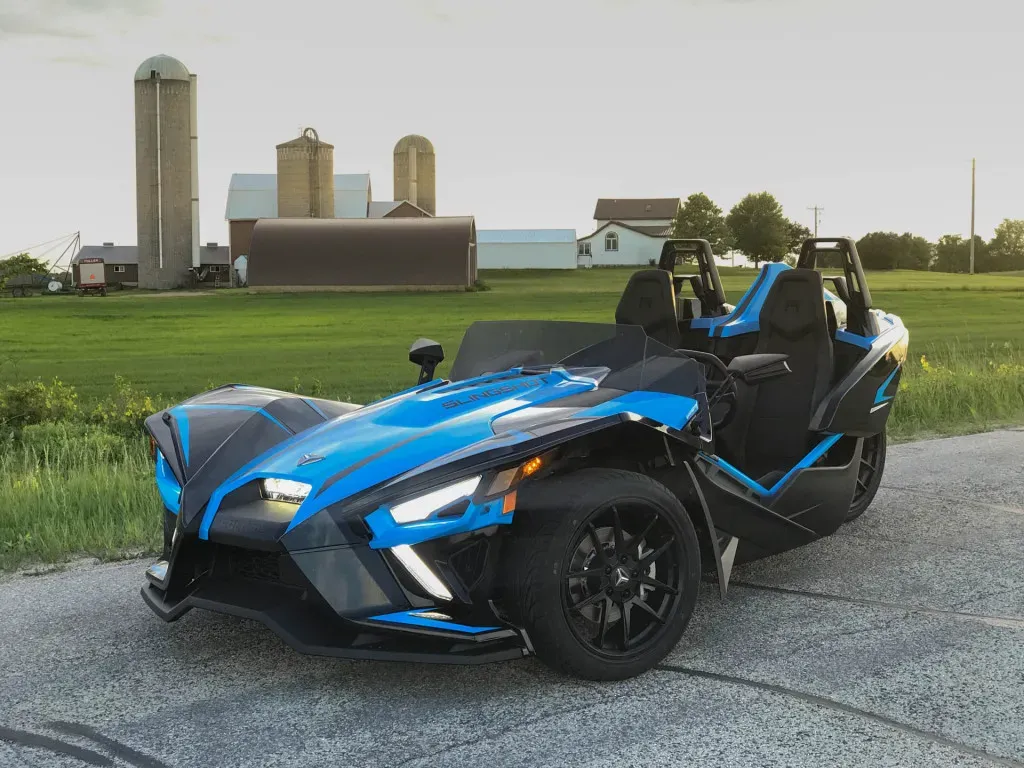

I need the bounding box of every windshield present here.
[449,320,705,398]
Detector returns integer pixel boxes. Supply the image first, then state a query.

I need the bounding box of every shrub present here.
[0,378,79,432]
[88,375,157,437]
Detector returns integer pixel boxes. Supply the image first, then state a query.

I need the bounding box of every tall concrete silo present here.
[276,129,335,218]
[393,135,435,216]
[134,54,198,290]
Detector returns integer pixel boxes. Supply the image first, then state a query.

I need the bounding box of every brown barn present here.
[247,217,477,290]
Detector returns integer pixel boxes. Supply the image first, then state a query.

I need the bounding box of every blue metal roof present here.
[477,229,576,244]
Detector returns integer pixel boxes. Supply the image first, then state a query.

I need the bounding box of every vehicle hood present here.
[149,370,607,538]
[266,370,599,527]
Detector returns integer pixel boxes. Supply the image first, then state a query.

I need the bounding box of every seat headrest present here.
[615,270,680,348]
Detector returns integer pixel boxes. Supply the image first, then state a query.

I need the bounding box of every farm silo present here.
[276,129,335,218]
[134,54,198,290]
[393,135,436,216]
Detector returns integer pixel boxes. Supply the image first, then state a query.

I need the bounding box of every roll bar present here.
[797,237,875,336]
[657,239,729,317]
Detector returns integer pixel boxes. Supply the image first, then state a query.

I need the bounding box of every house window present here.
[604,232,619,252]
[577,241,591,257]
[208,265,221,273]
[113,265,126,273]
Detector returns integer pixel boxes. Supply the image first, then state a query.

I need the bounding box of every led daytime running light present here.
[261,478,312,503]
[389,476,481,524]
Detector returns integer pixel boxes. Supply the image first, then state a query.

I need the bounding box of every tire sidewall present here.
[511,469,702,680]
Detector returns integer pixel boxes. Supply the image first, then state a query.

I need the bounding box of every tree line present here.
[672,192,1024,273]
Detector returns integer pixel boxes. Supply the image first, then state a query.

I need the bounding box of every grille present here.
[449,538,489,592]
[229,549,281,583]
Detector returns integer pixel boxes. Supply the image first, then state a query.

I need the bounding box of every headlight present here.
[261,478,312,504]
[389,476,481,524]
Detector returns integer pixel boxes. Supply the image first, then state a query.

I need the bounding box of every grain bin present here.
[276,129,335,218]
[393,135,436,216]
[134,54,196,289]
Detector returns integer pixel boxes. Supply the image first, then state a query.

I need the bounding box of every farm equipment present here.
[76,258,107,296]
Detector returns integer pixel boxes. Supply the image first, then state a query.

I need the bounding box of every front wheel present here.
[847,430,886,521]
[503,468,701,681]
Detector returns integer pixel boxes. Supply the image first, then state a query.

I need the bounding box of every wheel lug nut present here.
[605,567,611,574]
[606,588,613,596]
[632,570,638,577]
[619,555,627,563]
[623,590,631,599]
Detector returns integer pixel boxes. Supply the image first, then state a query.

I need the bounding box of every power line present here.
[807,206,825,238]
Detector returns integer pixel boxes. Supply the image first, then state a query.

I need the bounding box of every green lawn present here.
[3,267,1023,406]
[2,266,1023,570]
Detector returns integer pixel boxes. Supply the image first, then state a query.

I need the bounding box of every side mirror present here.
[410,338,444,384]
[727,353,791,385]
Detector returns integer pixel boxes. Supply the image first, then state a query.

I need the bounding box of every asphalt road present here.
[2,430,1023,768]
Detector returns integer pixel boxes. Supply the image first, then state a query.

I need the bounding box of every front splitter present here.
[141,581,530,665]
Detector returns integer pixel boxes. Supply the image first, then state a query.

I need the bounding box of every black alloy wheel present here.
[504,468,701,680]
[563,502,682,656]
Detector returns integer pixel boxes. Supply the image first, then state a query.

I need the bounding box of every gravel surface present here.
[1,430,1022,767]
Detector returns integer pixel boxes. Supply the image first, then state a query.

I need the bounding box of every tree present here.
[856,232,903,270]
[988,218,1024,272]
[0,254,49,290]
[786,220,812,253]
[671,193,734,254]
[854,232,934,270]
[933,235,989,273]
[899,233,934,270]
[726,192,790,267]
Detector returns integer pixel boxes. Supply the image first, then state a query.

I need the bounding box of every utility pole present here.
[969,158,976,275]
[807,205,824,238]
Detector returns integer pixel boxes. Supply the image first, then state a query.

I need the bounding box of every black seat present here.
[718,269,834,479]
[615,270,681,348]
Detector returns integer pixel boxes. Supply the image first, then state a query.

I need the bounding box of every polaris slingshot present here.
[141,237,908,680]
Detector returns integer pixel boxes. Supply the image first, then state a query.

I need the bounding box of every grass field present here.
[1,266,1023,570]
[3,267,1024,405]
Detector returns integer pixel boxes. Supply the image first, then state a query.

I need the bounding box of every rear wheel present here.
[503,468,701,681]
[847,430,886,521]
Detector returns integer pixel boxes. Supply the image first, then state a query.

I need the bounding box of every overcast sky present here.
[1,0,1020,260]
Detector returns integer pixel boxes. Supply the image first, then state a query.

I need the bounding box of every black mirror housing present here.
[727,353,791,385]
[410,338,444,384]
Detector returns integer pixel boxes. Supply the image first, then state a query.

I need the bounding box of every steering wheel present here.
[679,350,739,430]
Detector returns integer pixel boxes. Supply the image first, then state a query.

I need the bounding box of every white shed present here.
[477,229,577,269]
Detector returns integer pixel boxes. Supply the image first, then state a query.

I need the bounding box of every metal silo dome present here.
[134,54,190,82]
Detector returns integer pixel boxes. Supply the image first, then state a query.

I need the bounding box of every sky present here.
[1,0,1021,261]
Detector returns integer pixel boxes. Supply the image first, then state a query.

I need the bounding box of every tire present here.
[11,287,25,298]
[503,468,701,681]
[847,430,886,521]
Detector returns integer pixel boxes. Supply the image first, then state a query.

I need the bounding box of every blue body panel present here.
[155,450,181,514]
[574,390,699,432]
[367,609,499,634]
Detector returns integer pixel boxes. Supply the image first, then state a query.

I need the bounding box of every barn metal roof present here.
[225,173,371,220]
[477,229,577,244]
[593,198,680,221]
[247,217,477,288]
